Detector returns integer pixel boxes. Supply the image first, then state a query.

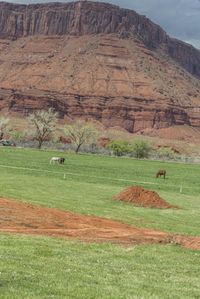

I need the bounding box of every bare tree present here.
[28,108,58,149]
[0,117,10,140]
[64,120,98,153]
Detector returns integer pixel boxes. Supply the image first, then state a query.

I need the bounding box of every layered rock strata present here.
[0,1,200,132]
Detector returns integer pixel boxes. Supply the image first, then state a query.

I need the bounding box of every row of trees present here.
[0,109,98,153]
[0,109,179,159]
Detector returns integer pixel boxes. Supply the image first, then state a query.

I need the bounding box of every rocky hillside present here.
[0,1,200,133]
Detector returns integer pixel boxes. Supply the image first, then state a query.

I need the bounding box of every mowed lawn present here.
[0,147,200,299]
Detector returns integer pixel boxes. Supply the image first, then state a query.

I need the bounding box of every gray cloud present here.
[4,0,200,49]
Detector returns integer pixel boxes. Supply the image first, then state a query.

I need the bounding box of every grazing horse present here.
[50,157,65,165]
[156,169,166,179]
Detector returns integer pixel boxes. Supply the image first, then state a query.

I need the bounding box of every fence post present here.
[180,184,183,193]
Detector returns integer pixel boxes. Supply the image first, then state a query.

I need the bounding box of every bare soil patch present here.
[0,198,199,250]
[113,186,178,209]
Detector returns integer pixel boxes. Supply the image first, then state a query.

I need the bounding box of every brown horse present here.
[156,169,166,179]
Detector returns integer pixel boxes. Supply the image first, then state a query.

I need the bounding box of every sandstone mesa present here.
[0,1,200,133]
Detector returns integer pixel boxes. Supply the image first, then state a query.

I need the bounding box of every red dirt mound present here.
[113,186,178,209]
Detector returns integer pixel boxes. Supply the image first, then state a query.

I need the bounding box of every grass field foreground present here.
[0,147,200,299]
[1,234,200,299]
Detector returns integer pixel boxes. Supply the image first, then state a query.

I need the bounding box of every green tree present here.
[64,120,98,153]
[0,117,10,140]
[28,108,58,149]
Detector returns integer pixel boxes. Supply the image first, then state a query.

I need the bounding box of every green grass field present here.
[0,147,200,299]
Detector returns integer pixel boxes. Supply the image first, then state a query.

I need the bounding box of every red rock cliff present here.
[0,1,200,133]
[0,1,200,77]
[0,1,167,45]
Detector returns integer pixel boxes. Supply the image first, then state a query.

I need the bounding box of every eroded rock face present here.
[0,1,200,132]
[0,1,168,46]
[0,86,199,133]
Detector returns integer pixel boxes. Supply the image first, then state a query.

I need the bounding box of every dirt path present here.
[0,198,199,250]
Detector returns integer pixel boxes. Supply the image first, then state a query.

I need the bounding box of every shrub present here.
[10,130,26,141]
[157,147,176,160]
[132,139,151,159]
[106,140,131,156]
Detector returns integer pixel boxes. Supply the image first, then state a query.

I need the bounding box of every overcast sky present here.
[4,0,200,49]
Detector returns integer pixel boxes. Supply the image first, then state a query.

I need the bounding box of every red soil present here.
[0,198,199,250]
[113,186,178,209]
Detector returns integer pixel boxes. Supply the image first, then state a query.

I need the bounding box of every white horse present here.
[50,157,63,165]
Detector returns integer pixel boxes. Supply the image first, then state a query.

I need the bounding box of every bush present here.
[106,140,132,156]
[10,131,26,141]
[157,147,176,160]
[132,139,151,159]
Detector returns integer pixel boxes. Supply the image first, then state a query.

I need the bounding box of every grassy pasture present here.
[0,147,200,298]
